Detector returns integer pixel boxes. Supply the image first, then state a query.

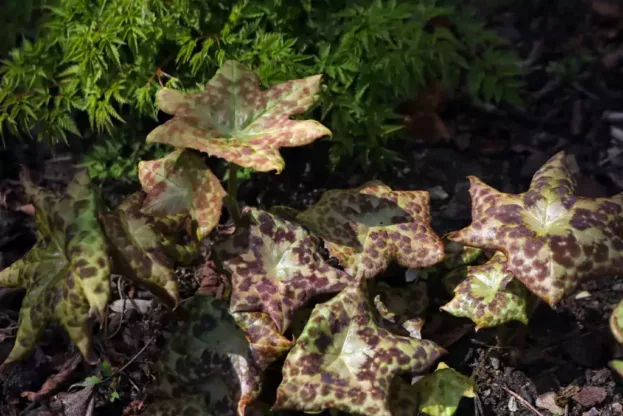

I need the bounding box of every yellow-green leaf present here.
[0,168,110,365]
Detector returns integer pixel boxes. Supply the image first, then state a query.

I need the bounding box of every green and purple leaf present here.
[389,362,476,416]
[449,151,623,305]
[232,311,294,370]
[100,192,199,309]
[441,252,530,329]
[374,280,429,338]
[138,149,226,240]
[146,61,331,173]
[0,169,110,365]
[297,181,445,279]
[148,295,290,416]
[414,362,476,416]
[273,280,446,416]
[214,208,354,333]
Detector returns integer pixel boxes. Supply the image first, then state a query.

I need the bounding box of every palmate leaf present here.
[449,151,623,305]
[297,181,445,279]
[146,61,331,173]
[373,280,429,338]
[100,192,199,309]
[390,362,476,416]
[441,252,530,329]
[0,169,110,365]
[273,280,445,416]
[138,149,226,241]
[147,295,291,416]
[214,208,354,333]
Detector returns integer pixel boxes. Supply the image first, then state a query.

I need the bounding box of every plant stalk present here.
[225,163,242,225]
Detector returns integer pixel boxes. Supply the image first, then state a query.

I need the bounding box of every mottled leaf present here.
[297,181,445,279]
[441,252,530,329]
[146,61,331,173]
[214,208,354,333]
[449,151,623,305]
[138,149,226,240]
[100,192,199,308]
[610,298,623,344]
[273,280,446,416]
[0,169,110,365]
[415,362,476,416]
[416,239,484,281]
[439,240,485,271]
[374,280,428,338]
[388,376,420,416]
[149,295,288,416]
[232,311,294,370]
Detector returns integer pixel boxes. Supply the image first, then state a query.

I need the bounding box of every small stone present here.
[536,392,564,414]
[583,408,600,416]
[613,283,623,292]
[508,396,518,412]
[490,357,500,370]
[427,185,448,201]
[612,402,623,413]
[572,386,607,407]
[575,290,592,299]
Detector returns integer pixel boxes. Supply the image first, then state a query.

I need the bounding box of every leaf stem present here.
[225,163,242,225]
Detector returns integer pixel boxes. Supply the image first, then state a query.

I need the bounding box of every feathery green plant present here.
[0,0,526,172]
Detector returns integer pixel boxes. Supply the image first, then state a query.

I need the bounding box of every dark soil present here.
[2,0,623,415]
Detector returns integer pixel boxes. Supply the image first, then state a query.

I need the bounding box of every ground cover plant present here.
[1,56,622,416]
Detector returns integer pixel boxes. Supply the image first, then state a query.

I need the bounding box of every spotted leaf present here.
[373,280,429,338]
[232,311,294,370]
[448,151,623,305]
[214,208,354,333]
[146,61,331,173]
[138,149,226,240]
[414,362,476,416]
[0,169,110,365]
[149,295,288,416]
[100,192,199,309]
[273,280,446,416]
[388,376,420,416]
[297,181,445,279]
[610,298,623,344]
[440,252,531,329]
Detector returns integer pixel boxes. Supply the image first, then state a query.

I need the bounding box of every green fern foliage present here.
[0,0,525,167]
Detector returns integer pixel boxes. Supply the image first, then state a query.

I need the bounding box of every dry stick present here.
[502,385,545,416]
[107,336,156,382]
[107,278,126,339]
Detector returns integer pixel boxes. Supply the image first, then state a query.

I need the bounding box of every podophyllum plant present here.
[1,60,622,416]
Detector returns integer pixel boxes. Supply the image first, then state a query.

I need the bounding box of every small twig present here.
[112,336,155,378]
[572,81,600,101]
[502,385,545,416]
[107,278,126,339]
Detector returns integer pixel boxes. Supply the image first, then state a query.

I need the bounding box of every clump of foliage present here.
[448,152,623,306]
[0,169,198,367]
[0,0,525,169]
[2,60,622,416]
